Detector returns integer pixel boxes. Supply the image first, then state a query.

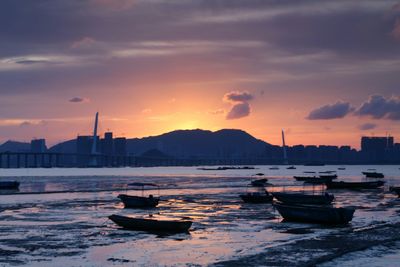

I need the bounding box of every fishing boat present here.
[118,182,160,208]
[109,214,192,233]
[286,166,296,170]
[269,167,279,170]
[0,181,20,190]
[240,189,273,203]
[325,180,385,189]
[293,176,333,184]
[251,178,268,187]
[273,202,355,225]
[272,192,334,205]
[362,171,384,178]
[390,186,400,197]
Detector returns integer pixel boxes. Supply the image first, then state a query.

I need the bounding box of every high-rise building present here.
[114,137,127,156]
[101,132,114,156]
[361,136,394,162]
[30,139,47,153]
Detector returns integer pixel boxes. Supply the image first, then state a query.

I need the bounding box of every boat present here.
[273,202,355,225]
[109,214,192,233]
[269,167,279,170]
[325,180,385,189]
[362,171,384,178]
[118,182,160,208]
[286,166,296,170]
[240,190,273,203]
[253,173,265,176]
[293,176,333,184]
[390,186,400,197]
[251,178,268,187]
[0,181,20,189]
[272,192,334,205]
[338,167,346,170]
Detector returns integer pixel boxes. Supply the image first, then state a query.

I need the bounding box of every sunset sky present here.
[1,0,400,148]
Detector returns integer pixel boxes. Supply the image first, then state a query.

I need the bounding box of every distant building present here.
[30,139,47,153]
[361,136,394,162]
[101,132,113,156]
[114,137,127,156]
[76,135,99,167]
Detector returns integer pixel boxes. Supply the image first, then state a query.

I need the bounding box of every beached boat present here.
[109,214,192,233]
[251,178,268,187]
[118,194,159,208]
[240,191,273,203]
[362,171,384,178]
[273,202,355,224]
[272,192,334,205]
[390,186,400,197]
[293,176,333,184]
[325,180,385,189]
[0,181,20,189]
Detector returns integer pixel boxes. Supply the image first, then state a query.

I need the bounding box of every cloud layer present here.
[355,95,400,120]
[307,101,353,120]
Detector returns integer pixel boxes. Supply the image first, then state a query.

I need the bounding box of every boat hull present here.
[294,176,333,184]
[362,172,384,178]
[109,214,192,233]
[390,187,400,197]
[0,181,19,189]
[326,181,385,189]
[274,202,355,225]
[240,194,273,203]
[272,192,334,205]
[118,194,159,208]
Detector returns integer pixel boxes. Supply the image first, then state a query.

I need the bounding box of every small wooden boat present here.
[253,173,265,176]
[338,167,346,170]
[269,167,279,170]
[273,202,355,224]
[362,171,384,178]
[118,194,159,208]
[326,180,385,189]
[240,191,273,203]
[390,186,400,197]
[251,178,268,187]
[286,166,296,170]
[0,181,20,189]
[272,192,334,205]
[293,176,333,184]
[109,214,192,233]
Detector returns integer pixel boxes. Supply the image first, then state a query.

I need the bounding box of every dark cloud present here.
[69,97,89,103]
[307,101,353,120]
[224,91,253,102]
[226,102,250,120]
[358,123,377,131]
[355,95,400,120]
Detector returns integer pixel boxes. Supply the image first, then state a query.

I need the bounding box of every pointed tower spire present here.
[282,129,289,165]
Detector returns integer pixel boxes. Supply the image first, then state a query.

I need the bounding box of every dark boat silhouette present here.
[390,186,400,197]
[240,190,273,203]
[251,178,268,187]
[0,181,20,190]
[286,166,296,169]
[293,176,333,184]
[118,182,160,208]
[362,171,384,178]
[272,192,334,205]
[273,202,355,225]
[109,214,192,233]
[326,180,385,189]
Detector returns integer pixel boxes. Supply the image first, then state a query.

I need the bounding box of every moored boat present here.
[109,214,192,233]
[251,178,268,187]
[240,191,273,203]
[293,176,333,184]
[273,202,355,225]
[326,180,385,189]
[272,192,334,205]
[0,181,20,190]
[118,194,159,208]
[390,186,400,197]
[362,171,384,178]
[287,166,296,170]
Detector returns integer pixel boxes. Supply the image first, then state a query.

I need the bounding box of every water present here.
[0,165,399,266]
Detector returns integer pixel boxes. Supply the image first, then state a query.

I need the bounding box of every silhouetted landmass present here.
[140,149,171,159]
[0,140,30,152]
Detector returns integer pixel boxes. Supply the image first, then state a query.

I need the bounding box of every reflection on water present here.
[0,165,399,266]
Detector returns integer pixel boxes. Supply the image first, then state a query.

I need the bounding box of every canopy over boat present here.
[272,192,334,205]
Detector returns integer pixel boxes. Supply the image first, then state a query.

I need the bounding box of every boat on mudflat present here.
[240,191,273,203]
[0,181,20,190]
[273,202,355,225]
[293,176,333,184]
[390,186,400,197]
[325,180,385,189]
[251,178,268,187]
[118,194,159,208]
[362,171,384,178]
[109,214,192,233]
[272,192,334,205]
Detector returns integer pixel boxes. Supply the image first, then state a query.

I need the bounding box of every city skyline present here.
[1,0,400,148]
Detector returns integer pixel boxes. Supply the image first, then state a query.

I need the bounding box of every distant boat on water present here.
[362,171,384,178]
[269,167,279,170]
[286,166,296,170]
[294,176,334,184]
[251,178,269,187]
[272,192,334,205]
[0,181,19,190]
[326,180,385,189]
